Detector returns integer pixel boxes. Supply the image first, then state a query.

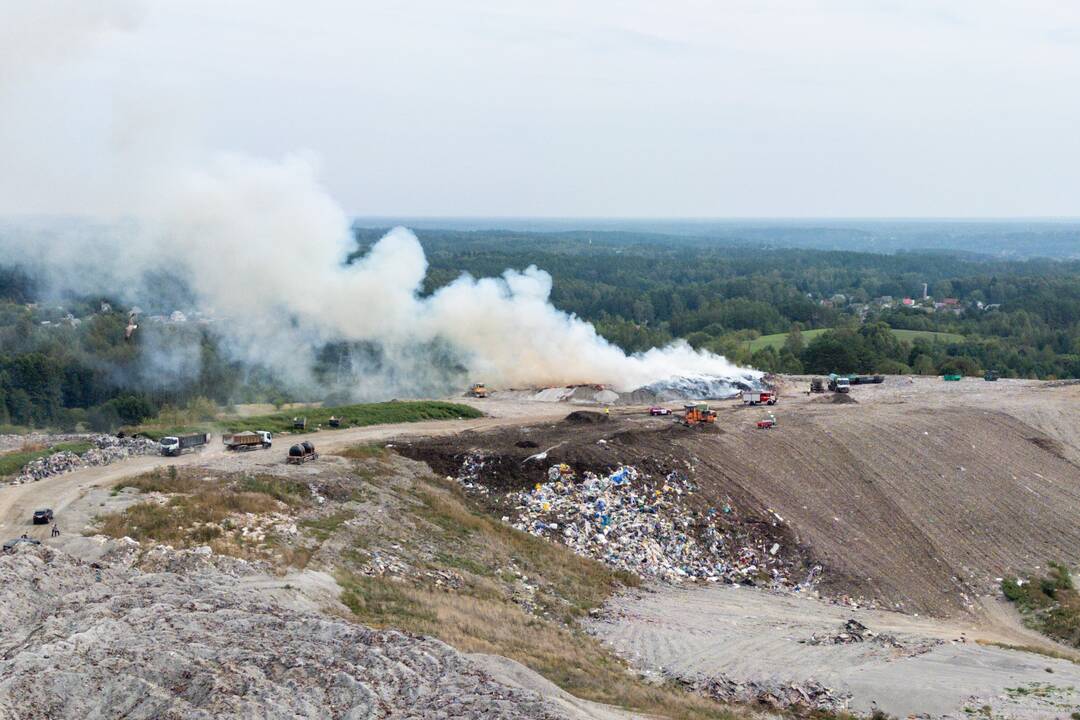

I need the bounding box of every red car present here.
[649,407,672,416]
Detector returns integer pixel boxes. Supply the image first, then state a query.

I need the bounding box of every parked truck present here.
[852,375,885,385]
[741,390,777,406]
[159,433,210,457]
[287,441,318,464]
[810,377,825,393]
[828,375,851,393]
[223,430,272,452]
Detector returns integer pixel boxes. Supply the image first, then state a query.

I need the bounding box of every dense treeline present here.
[357,228,1080,378]
[2,227,1079,429]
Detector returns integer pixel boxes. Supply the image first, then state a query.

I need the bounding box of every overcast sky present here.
[2,0,1079,217]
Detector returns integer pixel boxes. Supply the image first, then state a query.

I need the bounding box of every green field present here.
[129,400,484,440]
[222,400,483,434]
[0,441,94,478]
[745,327,964,353]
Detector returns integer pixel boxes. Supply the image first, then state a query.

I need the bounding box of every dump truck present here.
[852,375,884,385]
[292,417,307,430]
[159,433,210,457]
[286,441,318,464]
[223,430,272,452]
[469,383,488,398]
[828,375,851,393]
[742,390,776,406]
[683,403,717,426]
[810,377,825,393]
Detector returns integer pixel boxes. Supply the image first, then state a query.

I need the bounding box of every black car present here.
[32,509,54,525]
[3,537,41,553]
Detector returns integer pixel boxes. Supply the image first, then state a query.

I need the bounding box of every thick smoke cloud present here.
[0,1,758,399]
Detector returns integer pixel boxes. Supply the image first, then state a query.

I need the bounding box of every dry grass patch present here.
[96,468,314,558]
[338,572,736,720]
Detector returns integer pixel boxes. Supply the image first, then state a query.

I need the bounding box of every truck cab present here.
[835,377,851,393]
[159,436,182,456]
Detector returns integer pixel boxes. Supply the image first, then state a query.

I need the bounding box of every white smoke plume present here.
[0,1,759,399]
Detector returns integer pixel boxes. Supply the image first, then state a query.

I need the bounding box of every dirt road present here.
[0,396,571,544]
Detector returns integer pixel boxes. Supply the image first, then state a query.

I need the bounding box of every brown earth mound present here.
[403,393,1080,619]
[565,410,611,425]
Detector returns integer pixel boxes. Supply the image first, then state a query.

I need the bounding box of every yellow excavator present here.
[469,383,488,398]
[682,403,716,427]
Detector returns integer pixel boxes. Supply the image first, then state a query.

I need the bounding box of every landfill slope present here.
[403,379,1080,618]
[685,402,1080,616]
[0,546,572,720]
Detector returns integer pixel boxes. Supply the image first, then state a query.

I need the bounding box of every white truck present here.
[159,433,210,457]
[223,430,272,452]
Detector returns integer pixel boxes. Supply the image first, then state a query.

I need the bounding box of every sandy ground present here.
[590,582,1080,719]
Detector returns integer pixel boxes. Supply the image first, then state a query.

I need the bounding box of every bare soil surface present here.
[407,377,1080,619]
[588,583,1080,719]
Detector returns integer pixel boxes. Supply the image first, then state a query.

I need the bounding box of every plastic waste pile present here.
[10,435,158,485]
[506,463,793,585]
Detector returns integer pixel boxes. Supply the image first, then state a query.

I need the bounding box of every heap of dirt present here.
[403,390,1080,618]
[826,393,857,404]
[565,410,610,425]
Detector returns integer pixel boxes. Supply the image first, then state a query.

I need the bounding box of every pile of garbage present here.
[691,675,851,713]
[10,435,158,485]
[498,462,795,585]
[801,619,942,657]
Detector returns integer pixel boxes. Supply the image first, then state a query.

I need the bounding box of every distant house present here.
[902,297,915,307]
[875,295,894,306]
[820,299,834,308]
[942,298,960,306]
[830,293,847,305]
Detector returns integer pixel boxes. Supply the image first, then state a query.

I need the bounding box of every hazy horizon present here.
[2,2,1079,219]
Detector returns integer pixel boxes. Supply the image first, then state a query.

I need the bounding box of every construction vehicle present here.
[827,375,851,393]
[742,390,776,406]
[159,433,210,457]
[852,375,884,385]
[984,370,999,381]
[286,441,318,464]
[943,374,962,381]
[810,377,825,393]
[682,403,717,426]
[223,430,272,452]
[292,416,307,430]
[328,416,342,427]
[469,383,488,398]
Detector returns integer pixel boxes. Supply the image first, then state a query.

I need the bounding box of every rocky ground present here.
[0,544,573,720]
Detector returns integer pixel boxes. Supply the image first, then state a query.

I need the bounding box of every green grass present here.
[0,440,94,477]
[1002,563,1080,648]
[223,400,483,434]
[127,401,483,438]
[745,327,964,353]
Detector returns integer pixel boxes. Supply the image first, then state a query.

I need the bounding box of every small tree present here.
[783,323,805,357]
[912,354,936,375]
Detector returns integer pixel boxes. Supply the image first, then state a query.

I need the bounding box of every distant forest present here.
[356,228,1080,380]
[2,227,1080,430]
